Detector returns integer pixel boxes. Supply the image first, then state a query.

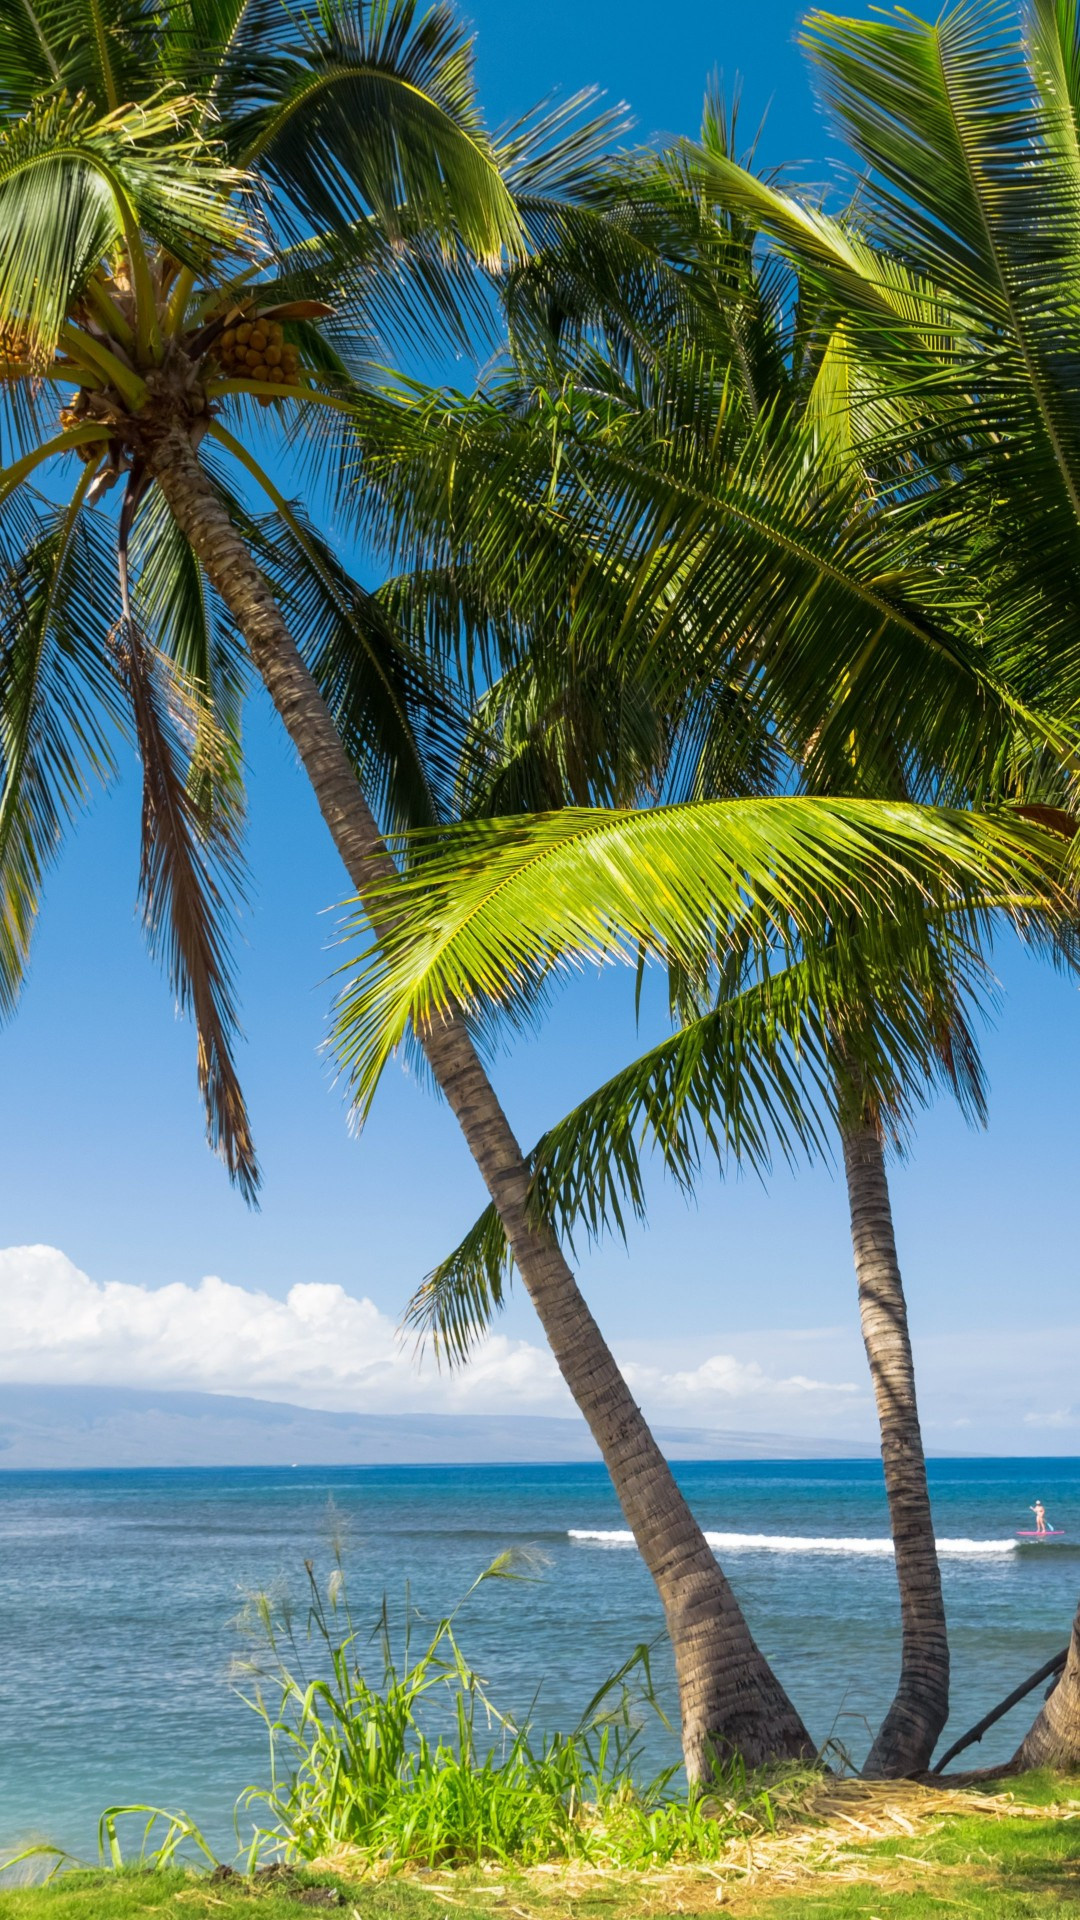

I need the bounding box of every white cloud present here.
[11,1245,1080,1448]
[621,1352,859,1400]
[0,1245,564,1414]
[0,1244,864,1426]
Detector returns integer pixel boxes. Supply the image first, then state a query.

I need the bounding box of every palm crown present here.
[0,0,531,1197]
[326,67,1080,1777]
[324,16,1080,1776]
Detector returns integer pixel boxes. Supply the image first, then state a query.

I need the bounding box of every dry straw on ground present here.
[314,1776,1080,1913]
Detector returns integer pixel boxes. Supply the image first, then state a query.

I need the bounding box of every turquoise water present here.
[1,1458,1078,1862]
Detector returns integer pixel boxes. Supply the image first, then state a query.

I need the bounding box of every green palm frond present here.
[406,1199,509,1363]
[499,101,793,396]
[188,435,471,836]
[496,90,631,203]
[804,0,1080,319]
[347,360,1071,803]
[252,216,492,372]
[0,92,251,355]
[245,91,628,370]
[0,0,166,118]
[448,633,780,817]
[0,95,120,354]
[242,0,522,266]
[0,479,121,1014]
[332,795,1069,1119]
[249,502,468,834]
[406,929,994,1363]
[503,193,724,376]
[689,147,959,350]
[454,649,671,816]
[778,1,1080,705]
[0,0,67,117]
[160,0,295,124]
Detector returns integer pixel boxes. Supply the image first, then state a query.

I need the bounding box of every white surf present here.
[568,1528,1018,1558]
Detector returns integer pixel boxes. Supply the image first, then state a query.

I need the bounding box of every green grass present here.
[0,1553,810,1901]
[734,1771,1080,1918]
[0,1867,471,1919]
[0,1868,357,1920]
[734,1821,1080,1915]
[0,1865,684,1920]
[4,1778,1080,1920]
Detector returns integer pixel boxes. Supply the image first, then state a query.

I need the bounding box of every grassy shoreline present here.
[3,1773,1078,1919]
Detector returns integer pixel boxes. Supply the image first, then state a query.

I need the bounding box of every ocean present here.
[1,1458,1077,1864]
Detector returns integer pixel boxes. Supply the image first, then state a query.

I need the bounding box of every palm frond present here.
[404,1198,509,1364]
[332,794,1070,1119]
[207,459,470,834]
[406,927,995,1363]
[346,362,1073,804]
[113,616,257,1198]
[796,1,1080,704]
[0,0,165,118]
[0,92,251,355]
[243,0,521,268]
[496,90,632,203]
[0,477,120,1014]
[161,0,295,125]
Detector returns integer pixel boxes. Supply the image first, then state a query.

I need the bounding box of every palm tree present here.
[508,142,955,1778]
[0,0,825,1777]
[413,987,971,1783]
[0,0,534,1191]
[834,1071,949,1773]
[3,0,1067,1778]
[352,827,1015,1780]
[673,0,1080,1767]
[332,796,1067,1788]
[337,111,1078,1774]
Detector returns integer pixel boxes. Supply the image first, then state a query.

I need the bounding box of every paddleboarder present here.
[1030,1500,1048,1535]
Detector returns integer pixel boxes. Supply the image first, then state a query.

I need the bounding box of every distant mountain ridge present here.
[0,1383,878,1467]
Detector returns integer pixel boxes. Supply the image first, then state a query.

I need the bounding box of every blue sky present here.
[3,0,1079,1453]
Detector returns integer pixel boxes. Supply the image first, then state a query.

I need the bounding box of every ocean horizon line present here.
[3,1451,1079,1473]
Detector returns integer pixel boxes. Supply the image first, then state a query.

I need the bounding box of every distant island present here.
[0,1383,879,1468]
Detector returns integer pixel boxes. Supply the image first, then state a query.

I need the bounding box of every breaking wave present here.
[568,1528,1018,1558]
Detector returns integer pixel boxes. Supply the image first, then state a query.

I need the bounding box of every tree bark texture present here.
[149,428,814,1778]
[1012,1601,1080,1770]
[842,1121,949,1777]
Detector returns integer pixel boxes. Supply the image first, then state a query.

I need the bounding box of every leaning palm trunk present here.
[1011,1602,1080,1770]
[147,425,812,1778]
[842,1120,949,1776]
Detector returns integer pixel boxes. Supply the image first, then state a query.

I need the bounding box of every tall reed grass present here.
[232,1549,791,1872]
[4,1548,813,1887]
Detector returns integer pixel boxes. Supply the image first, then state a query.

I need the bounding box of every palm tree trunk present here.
[1012,1602,1080,1770]
[842,1120,949,1777]
[148,426,813,1778]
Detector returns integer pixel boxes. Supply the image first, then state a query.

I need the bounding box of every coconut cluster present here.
[216,316,301,401]
[0,324,31,374]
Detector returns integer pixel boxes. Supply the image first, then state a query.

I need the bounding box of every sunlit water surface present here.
[1,1459,1077,1860]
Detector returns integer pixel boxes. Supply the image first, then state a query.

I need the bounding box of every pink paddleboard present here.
[1016,1530,1066,1538]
